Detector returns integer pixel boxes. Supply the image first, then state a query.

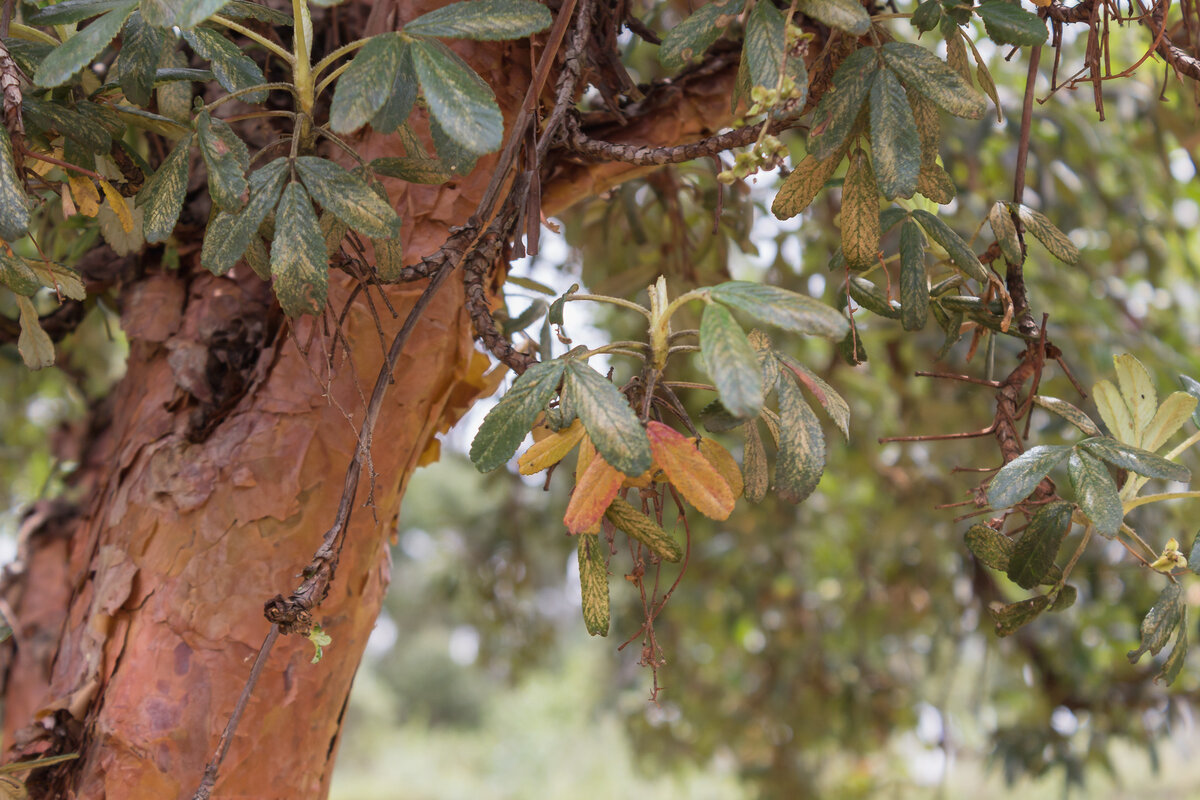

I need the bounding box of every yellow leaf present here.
[1114,354,1156,439]
[646,421,734,520]
[97,179,134,233]
[1141,392,1198,453]
[1092,379,1136,445]
[68,174,101,217]
[699,438,743,499]
[518,419,585,475]
[564,452,623,534]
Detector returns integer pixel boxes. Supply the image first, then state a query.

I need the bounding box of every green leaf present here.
[470,359,566,472]
[295,157,401,239]
[899,219,928,331]
[880,42,986,119]
[868,69,920,200]
[201,156,288,275]
[34,1,136,88]
[430,115,479,175]
[807,47,879,160]
[976,0,1048,46]
[710,281,849,340]
[910,209,987,283]
[577,536,609,637]
[564,360,652,476]
[1050,584,1077,611]
[990,595,1050,637]
[0,127,30,241]
[330,34,404,134]
[139,0,232,27]
[700,399,742,433]
[26,0,132,24]
[838,319,867,365]
[16,295,56,369]
[798,0,871,35]
[1191,533,1200,576]
[370,44,419,134]
[23,96,111,153]
[965,524,1014,571]
[1031,395,1102,437]
[1006,501,1072,590]
[113,11,165,106]
[780,357,850,440]
[411,38,503,155]
[659,0,745,70]
[137,132,193,244]
[219,1,292,25]
[847,276,900,319]
[1128,582,1184,662]
[911,0,942,33]
[369,156,453,184]
[988,201,1022,264]
[701,303,763,420]
[986,444,1072,509]
[1015,203,1079,264]
[181,27,267,102]
[1157,609,1188,685]
[743,422,768,502]
[196,110,249,211]
[842,149,880,270]
[404,0,551,40]
[1068,450,1122,536]
[774,371,826,504]
[744,0,785,90]
[0,253,42,296]
[1078,437,1191,483]
[1179,374,1200,428]
[772,150,844,219]
[270,182,328,317]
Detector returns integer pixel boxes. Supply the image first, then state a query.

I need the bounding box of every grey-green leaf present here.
[710,281,849,340]
[881,42,986,119]
[1006,501,1072,590]
[271,182,328,317]
[370,156,453,184]
[701,303,763,420]
[911,209,987,283]
[0,127,30,241]
[1157,611,1188,685]
[899,219,928,331]
[990,595,1050,637]
[470,359,566,472]
[1016,203,1080,264]
[330,34,404,134]
[847,275,900,319]
[1078,437,1191,483]
[986,444,1072,509]
[295,157,401,239]
[780,357,850,440]
[181,27,267,102]
[807,46,879,160]
[1128,582,1184,662]
[137,132,192,243]
[988,201,1023,264]
[565,360,652,476]
[744,0,785,90]
[196,110,249,211]
[34,1,136,88]
[1068,450,1122,536]
[404,0,552,40]
[411,38,503,155]
[869,69,920,200]
[113,11,164,106]
[911,0,942,32]
[1031,395,1102,437]
[976,0,1049,46]
[659,0,745,70]
[799,0,871,35]
[965,523,1064,584]
[26,0,131,24]
[578,536,610,637]
[743,421,768,503]
[775,372,825,504]
[370,44,419,134]
[201,157,288,275]
[0,252,42,296]
[1180,374,1200,428]
[842,149,881,270]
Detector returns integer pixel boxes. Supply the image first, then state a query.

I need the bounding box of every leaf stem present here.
[564,294,651,318]
[312,37,370,80]
[1058,524,1092,584]
[1123,491,1200,513]
[314,61,352,99]
[289,0,315,146]
[203,83,299,112]
[210,16,294,64]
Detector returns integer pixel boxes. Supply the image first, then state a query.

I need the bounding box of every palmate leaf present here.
[799,0,871,35]
[201,157,288,275]
[295,157,401,239]
[137,132,192,243]
[869,69,920,200]
[0,127,30,241]
[910,209,987,282]
[807,46,878,160]
[564,361,652,476]
[1128,582,1184,662]
[710,281,849,340]
[577,536,610,637]
[411,38,503,155]
[34,0,137,88]
[975,0,1048,47]
[605,496,684,562]
[139,0,232,28]
[842,150,881,270]
[1006,500,1072,590]
[1078,437,1191,483]
[1068,450,1122,536]
[370,44,419,134]
[270,182,328,317]
[700,303,763,420]
[405,0,551,40]
[880,42,986,119]
[986,444,1072,509]
[775,372,825,504]
[196,110,249,211]
[1113,353,1156,434]
[330,34,405,134]
[113,11,165,106]
[646,421,735,520]
[470,359,566,472]
[181,27,267,102]
[659,0,745,70]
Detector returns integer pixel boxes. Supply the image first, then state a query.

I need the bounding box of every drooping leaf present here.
[136,132,192,243]
[975,61,1002,122]
[295,157,401,239]
[605,496,683,562]
[743,0,785,90]
[196,110,249,211]
[699,438,744,498]
[1128,582,1184,662]
[577,535,609,636]
[839,318,867,365]
[201,157,288,275]
[898,219,928,331]
[16,295,55,369]
[33,1,137,88]
[847,275,900,319]
[564,451,624,533]
[565,361,652,476]
[1158,610,1188,685]
[0,127,30,241]
[659,0,745,69]
[1068,450,1122,536]
[799,0,871,35]
[880,42,986,119]
[1031,395,1102,437]
[772,150,844,219]
[1016,203,1080,264]
[181,27,267,101]
[370,43,419,134]
[990,595,1050,637]
[1093,379,1137,445]
[710,281,849,340]
[743,422,768,502]
[0,253,42,296]
[699,399,743,433]
[411,37,503,155]
[370,157,452,185]
[988,201,1023,264]
[910,0,942,32]
[1049,583,1077,611]
[645,421,735,520]
[270,182,328,317]
[986,444,1072,509]
[1113,353,1157,436]
[780,357,850,439]
[1006,501,1072,590]
[113,11,164,106]
[22,96,111,153]
[807,46,879,160]
[404,0,552,40]
[869,69,921,199]
[470,359,566,472]
[975,0,1048,46]
[965,524,1013,571]
[330,34,405,134]
[1078,437,1191,483]
[700,302,763,419]
[774,372,826,504]
[841,149,881,270]
[28,261,86,300]
[1141,392,1198,453]
[910,209,987,282]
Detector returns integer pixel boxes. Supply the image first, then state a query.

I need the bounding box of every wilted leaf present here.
[880,42,986,119]
[699,438,743,498]
[772,150,843,219]
[470,359,566,472]
[869,69,920,200]
[411,38,503,155]
[1157,611,1188,685]
[1032,395,1102,437]
[137,132,192,243]
[564,452,624,534]
[1128,582,1184,662]
[990,595,1050,637]
[700,302,763,419]
[1068,450,1122,536]
[1006,501,1072,589]
[405,0,552,40]
[16,295,55,369]
[898,219,928,331]
[646,421,735,520]
[807,46,879,160]
[330,34,404,134]
[1016,203,1080,264]
[565,361,652,476]
[743,422,768,502]
[842,149,881,270]
[1078,437,1191,483]
[34,1,136,88]
[0,127,30,241]
[710,281,849,340]
[577,536,609,636]
[270,182,328,317]
[519,414,585,475]
[976,0,1048,46]
[986,444,1072,509]
[295,157,401,239]
[605,496,683,562]
[774,372,825,504]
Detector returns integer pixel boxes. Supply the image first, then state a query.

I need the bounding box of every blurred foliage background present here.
[5,11,1200,800]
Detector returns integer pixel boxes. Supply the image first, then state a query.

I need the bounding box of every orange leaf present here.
[518,419,585,475]
[646,421,735,520]
[564,451,623,534]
